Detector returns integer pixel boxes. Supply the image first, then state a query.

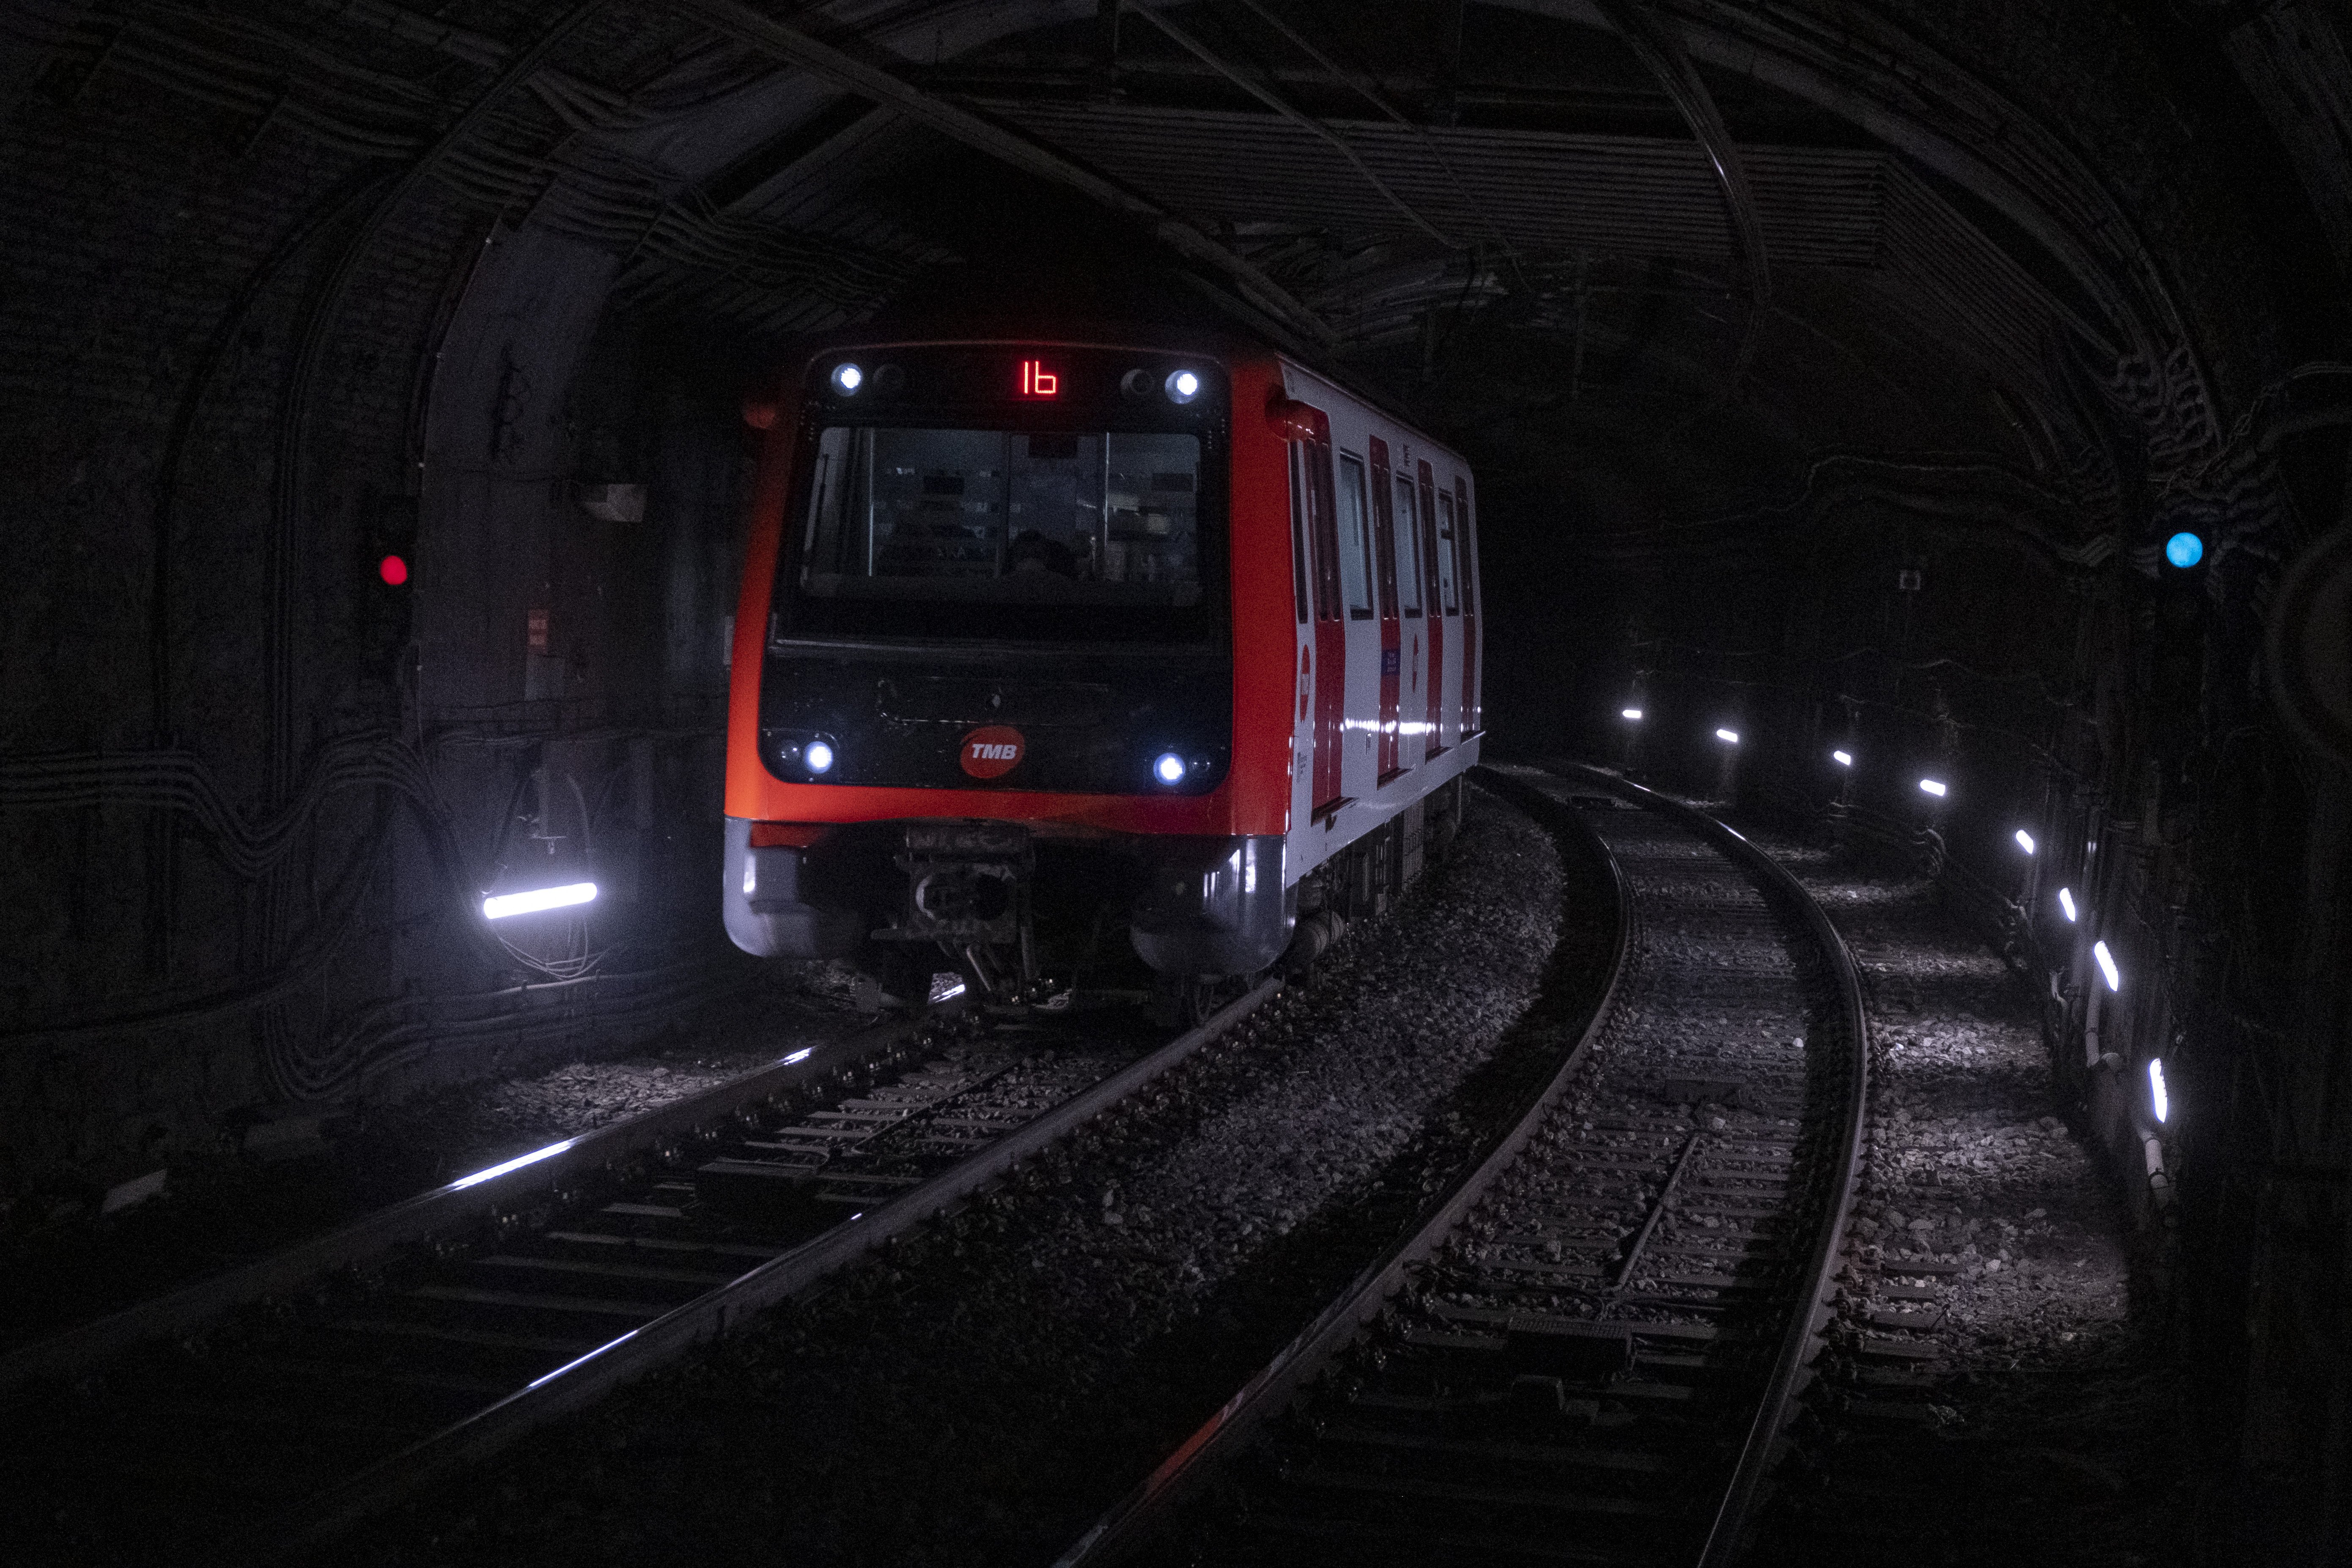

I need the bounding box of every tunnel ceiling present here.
[23,0,2295,559]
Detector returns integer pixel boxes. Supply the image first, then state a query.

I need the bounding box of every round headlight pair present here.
[1119,367,1205,404]
[828,362,903,397]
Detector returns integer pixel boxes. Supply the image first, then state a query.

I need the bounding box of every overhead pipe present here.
[1589,0,1770,387]
[668,0,1339,351]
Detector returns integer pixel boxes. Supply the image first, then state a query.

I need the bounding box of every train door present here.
[1435,481,1462,748]
[1418,459,1446,756]
[1287,420,1346,813]
[1334,445,1380,804]
[1391,463,1424,771]
[1364,440,1401,780]
[1455,474,1481,735]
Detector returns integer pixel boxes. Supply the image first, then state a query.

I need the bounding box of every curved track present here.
[1057,763,1869,1567]
[0,983,1277,1567]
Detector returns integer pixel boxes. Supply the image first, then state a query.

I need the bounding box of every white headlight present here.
[1165,369,1201,404]
[831,362,863,394]
[1153,751,1187,785]
[805,740,835,774]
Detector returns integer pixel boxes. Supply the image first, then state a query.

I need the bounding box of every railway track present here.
[1057,763,1869,1567]
[1,982,1277,1567]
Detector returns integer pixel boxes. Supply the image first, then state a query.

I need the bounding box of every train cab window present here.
[1436,490,1460,614]
[1338,455,1374,620]
[798,426,1203,615]
[1394,478,1422,616]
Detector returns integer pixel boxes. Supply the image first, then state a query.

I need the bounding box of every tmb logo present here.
[958,725,1026,779]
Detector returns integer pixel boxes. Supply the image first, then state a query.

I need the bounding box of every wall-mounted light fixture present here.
[2148,1058,2170,1123]
[2014,829,2036,854]
[1715,728,1740,745]
[2058,887,2078,923]
[1832,750,1853,766]
[2093,940,2121,992]
[1918,778,1948,797]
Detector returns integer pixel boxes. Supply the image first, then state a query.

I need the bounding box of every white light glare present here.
[2015,829,2036,854]
[528,1329,639,1389]
[2094,940,2121,992]
[805,739,835,774]
[1715,728,1740,744]
[780,1047,814,1065]
[451,1137,578,1190]
[1153,751,1188,785]
[1622,708,1644,720]
[1832,750,1853,766]
[2149,1058,2170,1124]
[2058,887,2078,923]
[1918,778,1948,797]
[482,881,598,920]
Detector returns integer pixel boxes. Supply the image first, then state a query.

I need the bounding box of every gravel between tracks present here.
[344,784,1573,1568]
[1745,824,2186,1566]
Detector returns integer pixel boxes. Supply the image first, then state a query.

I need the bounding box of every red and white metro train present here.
[722,331,1482,1000]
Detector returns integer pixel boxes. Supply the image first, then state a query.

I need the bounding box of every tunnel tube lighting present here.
[482,881,598,920]
[2094,940,2121,992]
[1832,750,1853,766]
[451,1137,579,1190]
[1622,707,1643,721]
[779,1047,814,1065]
[1715,728,1740,744]
[2164,531,2204,568]
[2149,1058,2170,1124]
[2058,887,2078,923]
[1918,778,1948,797]
[2015,829,2036,854]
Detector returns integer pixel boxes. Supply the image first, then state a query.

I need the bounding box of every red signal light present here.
[378,554,409,586]
[1018,359,1059,397]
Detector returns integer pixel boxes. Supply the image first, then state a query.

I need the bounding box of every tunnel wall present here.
[0,11,768,1215]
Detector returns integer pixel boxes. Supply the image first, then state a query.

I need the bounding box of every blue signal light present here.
[2164,531,2204,568]
[1153,751,1187,785]
[805,740,835,774]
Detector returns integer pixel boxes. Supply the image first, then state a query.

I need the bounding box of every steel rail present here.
[1545,762,1871,1567]
[0,1011,928,1397]
[205,977,1281,1566]
[1052,769,1631,1567]
[1052,763,1869,1567]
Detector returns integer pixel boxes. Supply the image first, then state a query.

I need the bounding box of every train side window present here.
[1455,482,1477,619]
[1289,446,1309,625]
[1338,455,1374,619]
[1394,477,1422,616]
[1436,490,1459,615]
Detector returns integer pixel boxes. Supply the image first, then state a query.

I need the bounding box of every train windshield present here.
[790,426,1212,642]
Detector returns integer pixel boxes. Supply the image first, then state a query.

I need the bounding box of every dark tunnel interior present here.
[6,0,2352,1561]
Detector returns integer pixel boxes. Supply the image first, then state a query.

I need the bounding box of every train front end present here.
[723,339,1296,1001]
